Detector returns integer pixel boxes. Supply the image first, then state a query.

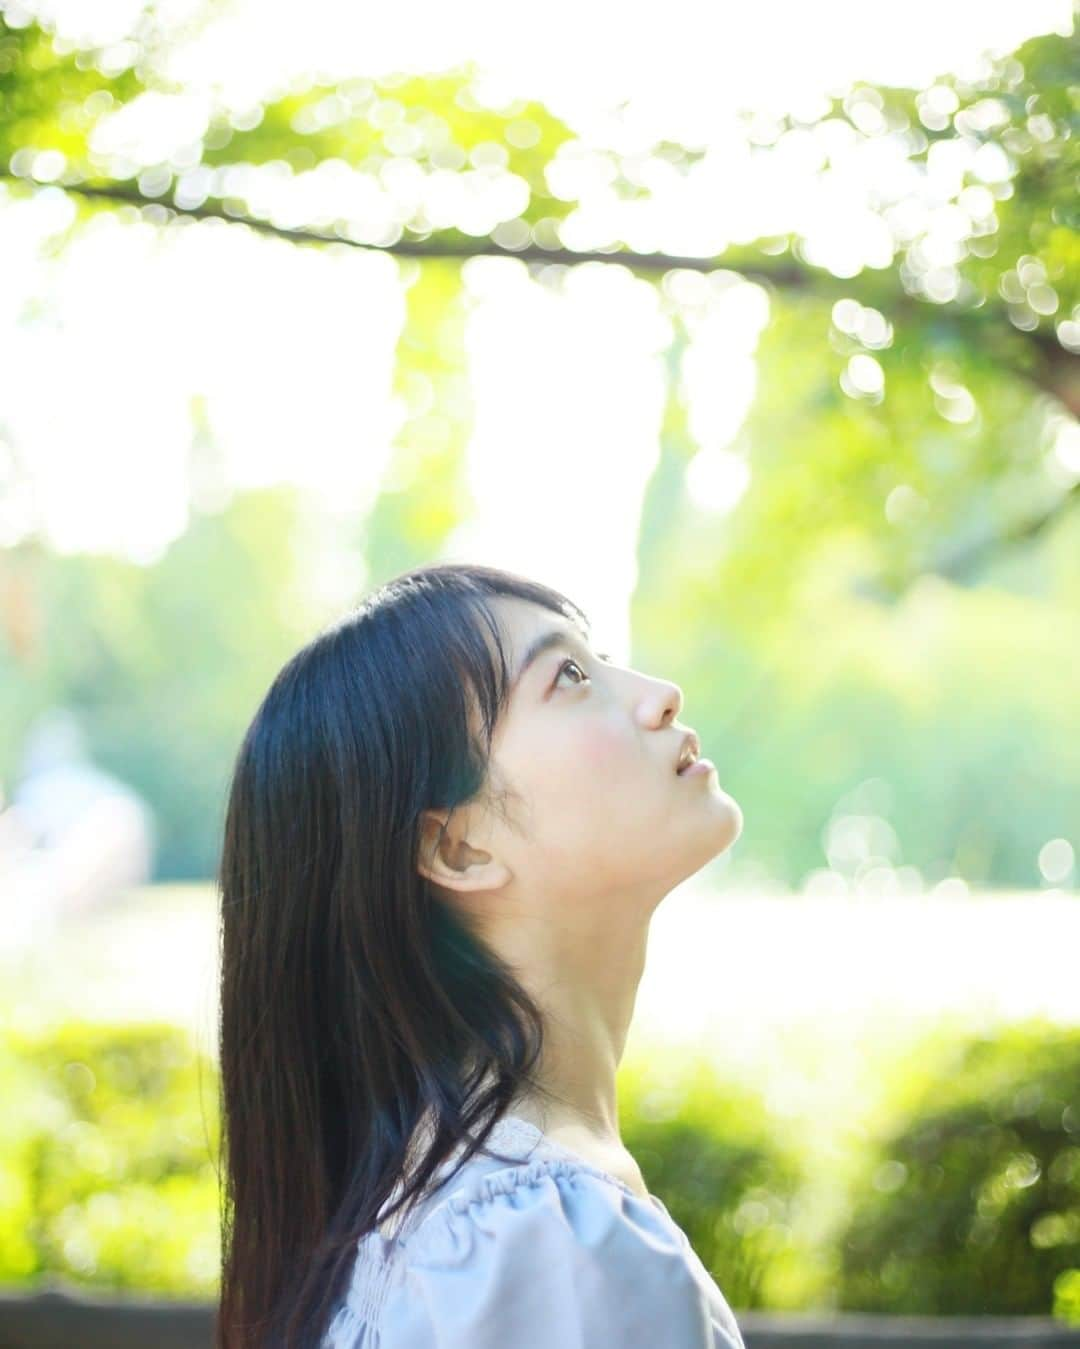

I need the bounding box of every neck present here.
[489,905,652,1143]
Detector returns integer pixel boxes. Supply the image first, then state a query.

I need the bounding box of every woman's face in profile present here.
[482,597,743,912]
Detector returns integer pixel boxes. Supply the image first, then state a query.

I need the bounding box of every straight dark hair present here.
[215,561,592,1349]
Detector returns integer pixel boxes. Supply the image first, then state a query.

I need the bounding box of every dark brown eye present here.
[555,658,589,686]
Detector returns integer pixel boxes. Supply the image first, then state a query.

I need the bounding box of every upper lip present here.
[674,730,701,773]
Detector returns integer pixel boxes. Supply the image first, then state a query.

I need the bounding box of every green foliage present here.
[4,4,1074,385]
[3,1014,1079,1319]
[1,6,1078,891]
[359,257,477,583]
[692,296,1060,614]
[0,1019,220,1295]
[3,1017,812,1305]
[618,1048,819,1311]
[833,1019,1080,1320]
[1056,1266,1080,1323]
[632,493,1080,890]
[0,485,322,877]
[839,30,1079,326]
[200,68,575,226]
[955,33,1080,318]
[0,15,142,172]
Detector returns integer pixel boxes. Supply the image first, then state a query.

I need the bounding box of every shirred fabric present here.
[321,1117,746,1349]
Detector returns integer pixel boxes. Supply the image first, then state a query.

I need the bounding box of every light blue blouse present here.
[321,1114,746,1348]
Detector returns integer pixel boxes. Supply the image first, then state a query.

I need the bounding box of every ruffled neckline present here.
[494,1113,674,1220]
[369,1109,679,1249]
[337,1115,695,1340]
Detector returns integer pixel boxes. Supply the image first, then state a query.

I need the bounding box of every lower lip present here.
[678,758,715,778]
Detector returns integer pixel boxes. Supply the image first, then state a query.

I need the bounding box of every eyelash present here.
[555,653,612,687]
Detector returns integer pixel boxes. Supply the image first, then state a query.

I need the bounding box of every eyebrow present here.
[511,625,591,691]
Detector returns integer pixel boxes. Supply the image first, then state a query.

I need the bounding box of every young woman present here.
[216,561,745,1348]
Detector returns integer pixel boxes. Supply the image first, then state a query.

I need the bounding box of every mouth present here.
[674,730,702,774]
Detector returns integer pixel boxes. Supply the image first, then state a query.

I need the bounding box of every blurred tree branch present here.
[3,173,1075,427]
[1,11,1077,603]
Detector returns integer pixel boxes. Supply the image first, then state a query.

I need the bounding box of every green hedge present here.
[0,1021,220,1297]
[619,1049,815,1311]
[1,1016,1077,1327]
[834,1019,1080,1322]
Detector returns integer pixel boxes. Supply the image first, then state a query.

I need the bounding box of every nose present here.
[645,674,682,729]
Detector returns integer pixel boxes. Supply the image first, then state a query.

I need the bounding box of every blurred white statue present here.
[0,707,155,954]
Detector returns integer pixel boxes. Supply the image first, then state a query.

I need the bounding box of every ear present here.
[416,807,512,895]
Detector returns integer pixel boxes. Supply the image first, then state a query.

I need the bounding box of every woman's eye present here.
[555,657,589,686]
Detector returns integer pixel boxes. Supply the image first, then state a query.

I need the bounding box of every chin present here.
[704,794,743,857]
[724,795,744,843]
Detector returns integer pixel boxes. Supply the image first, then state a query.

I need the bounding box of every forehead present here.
[488,596,590,662]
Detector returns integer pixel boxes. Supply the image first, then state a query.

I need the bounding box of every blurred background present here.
[1,0,1079,1333]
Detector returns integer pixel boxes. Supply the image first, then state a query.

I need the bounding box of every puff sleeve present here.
[377,1160,738,1348]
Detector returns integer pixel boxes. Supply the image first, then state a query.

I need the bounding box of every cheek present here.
[514,718,643,814]
[570,722,638,778]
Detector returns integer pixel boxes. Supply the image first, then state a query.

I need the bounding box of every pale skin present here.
[417,596,743,1198]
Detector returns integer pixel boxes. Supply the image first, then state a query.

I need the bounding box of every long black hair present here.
[215,561,592,1348]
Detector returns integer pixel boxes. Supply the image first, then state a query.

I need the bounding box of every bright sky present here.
[1,0,1072,649]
